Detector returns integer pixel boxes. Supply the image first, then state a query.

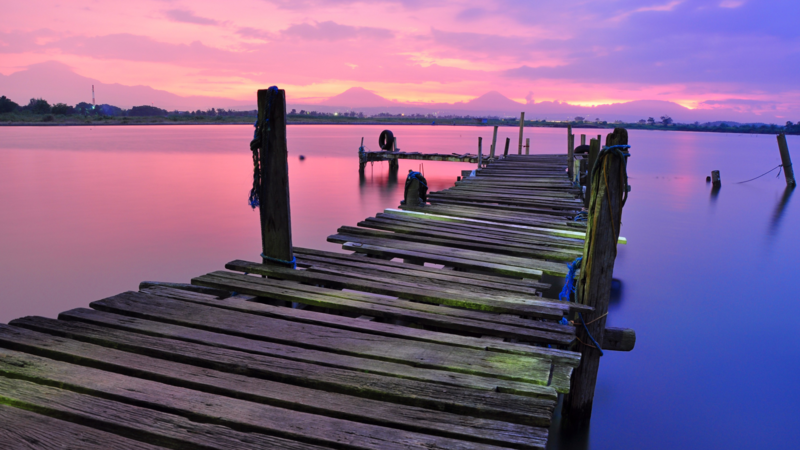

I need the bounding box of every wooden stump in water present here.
[711,170,721,187]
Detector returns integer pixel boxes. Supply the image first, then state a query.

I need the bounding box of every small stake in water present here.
[712,170,721,187]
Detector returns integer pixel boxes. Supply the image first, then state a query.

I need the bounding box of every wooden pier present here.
[0,91,634,449]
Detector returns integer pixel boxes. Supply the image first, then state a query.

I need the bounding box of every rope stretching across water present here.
[735,164,785,184]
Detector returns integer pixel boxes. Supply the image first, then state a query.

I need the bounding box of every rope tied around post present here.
[557,256,605,355]
[261,253,297,269]
[248,86,279,209]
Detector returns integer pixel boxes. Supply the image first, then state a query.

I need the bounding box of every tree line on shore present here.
[2,94,798,135]
[0,96,255,118]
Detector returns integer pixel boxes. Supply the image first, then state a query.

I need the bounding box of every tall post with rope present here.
[250,87,294,268]
[563,128,630,428]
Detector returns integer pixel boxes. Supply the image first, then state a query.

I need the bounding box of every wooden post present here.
[564,128,629,428]
[405,176,421,206]
[584,139,601,207]
[777,133,796,187]
[490,126,498,159]
[581,134,586,146]
[711,170,721,186]
[525,138,530,155]
[518,112,525,154]
[257,88,294,267]
[503,137,510,157]
[477,137,483,169]
[567,125,574,180]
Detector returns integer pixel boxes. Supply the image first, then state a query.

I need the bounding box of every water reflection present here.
[769,185,795,236]
[359,162,399,190]
[709,184,721,205]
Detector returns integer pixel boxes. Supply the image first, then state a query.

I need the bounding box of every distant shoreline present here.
[0,120,795,136]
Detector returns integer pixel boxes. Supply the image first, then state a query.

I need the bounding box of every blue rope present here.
[556,257,605,354]
[248,86,279,209]
[261,253,296,269]
[579,312,604,356]
[407,171,428,188]
[573,211,588,222]
[558,257,582,324]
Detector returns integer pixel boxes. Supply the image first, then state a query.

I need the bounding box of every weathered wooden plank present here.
[295,251,549,294]
[0,378,329,450]
[402,204,578,224]
[443,185,578,198]
[0,403,164,450]
[138,281,229,298]
[430,190,583,207]
[427,198,580,218]
[151,284,573,338]
[221,261,591,316]
[58,306,567,398]
[340,242,549,278]
[188,273,573,343]
[369,215,585,249]
[89,290,561,386]
[384,209,588,240]
[189,274,574,344]
[341,226,580,262]
[328,234,570,278]
[295,246,555,288]
[0,347,522,449]
[2,321,549,448]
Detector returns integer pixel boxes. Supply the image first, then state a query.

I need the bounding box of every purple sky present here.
[1,0,797,121]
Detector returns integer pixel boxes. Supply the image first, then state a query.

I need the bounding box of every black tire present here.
[574,144,591,154]
[379,130,395,150]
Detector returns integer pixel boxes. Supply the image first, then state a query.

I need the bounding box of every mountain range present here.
[0,61,769,123]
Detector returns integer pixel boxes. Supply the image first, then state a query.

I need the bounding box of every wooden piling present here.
[477,137,483,169]
[518,112,525,154]
[711,170,721,187]
[504,137,510,157]
[525,138,530,155]
[777,133,796,187]
[256,88,294,267]
[490,126,499,159]
[581,134,586,146]
[564,128,629,428]
[567,126,575,181]
[584,139,601,207]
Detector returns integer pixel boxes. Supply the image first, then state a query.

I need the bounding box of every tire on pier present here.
[379,130,395,150]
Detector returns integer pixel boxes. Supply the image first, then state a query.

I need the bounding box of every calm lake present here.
[1,124,798,449]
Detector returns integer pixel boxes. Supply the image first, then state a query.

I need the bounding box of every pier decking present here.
[0,92,634,449]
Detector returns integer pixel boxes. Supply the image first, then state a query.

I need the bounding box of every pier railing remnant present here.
[564,128,631,427]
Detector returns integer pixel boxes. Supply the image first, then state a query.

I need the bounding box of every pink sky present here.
[1,0,798,120]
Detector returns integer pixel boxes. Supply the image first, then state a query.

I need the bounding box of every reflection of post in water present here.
[770,185,795,235]
[709,184,721,204]
[387,159,398,188]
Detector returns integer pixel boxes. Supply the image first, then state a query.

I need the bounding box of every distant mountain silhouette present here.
[457,91,525,111]
[0,61,253,110]
[0,62,777,122]
[319,87,396,107]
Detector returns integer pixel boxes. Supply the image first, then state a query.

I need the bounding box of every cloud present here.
[164,9,219,26]
[280,21,393,41]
